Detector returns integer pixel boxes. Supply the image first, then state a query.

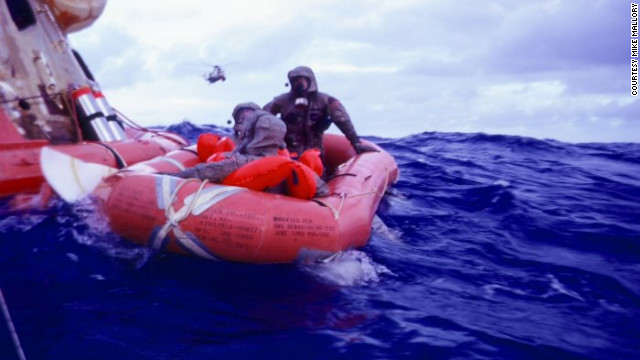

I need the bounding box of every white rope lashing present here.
[153,178,217,260]
[316,166,391,220]
[152,176,244,260]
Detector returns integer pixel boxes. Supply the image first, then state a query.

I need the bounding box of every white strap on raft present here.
[153,178,218,260]
[152,176,244,260]
[184,186,244,215]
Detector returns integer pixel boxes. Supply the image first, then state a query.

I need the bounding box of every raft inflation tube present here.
[71,87,116,141]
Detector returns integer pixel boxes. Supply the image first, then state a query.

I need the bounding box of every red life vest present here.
[222,156,318,199]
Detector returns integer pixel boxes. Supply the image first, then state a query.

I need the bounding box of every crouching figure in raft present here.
[166,102,329,199]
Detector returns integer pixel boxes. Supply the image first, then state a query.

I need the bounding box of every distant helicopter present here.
[203,65,226,84]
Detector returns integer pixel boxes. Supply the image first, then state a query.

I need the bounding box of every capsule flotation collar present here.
[222,156,317,199]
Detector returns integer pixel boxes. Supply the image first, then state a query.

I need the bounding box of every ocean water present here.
[1,123,639,360]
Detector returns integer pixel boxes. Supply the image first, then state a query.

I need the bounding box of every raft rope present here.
[113,108,147,132]
[70,155,87,195]
[314,193,345,220]
[315,167,392,220]
[0,91,65,105]
[0,288,27,360]
[113,108,188,146]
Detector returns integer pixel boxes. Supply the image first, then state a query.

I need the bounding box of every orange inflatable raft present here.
[88,134,398,264]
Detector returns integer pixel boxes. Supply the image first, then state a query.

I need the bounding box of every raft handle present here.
[328,173,357,181]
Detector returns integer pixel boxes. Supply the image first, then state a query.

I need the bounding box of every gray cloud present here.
[68,0,639,143]
[483,0,627,73]
[71,26,148,89]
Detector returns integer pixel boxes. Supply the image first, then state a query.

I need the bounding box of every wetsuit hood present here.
[235,110,286,157]
[287,66,318,93]
[232,102,261,121]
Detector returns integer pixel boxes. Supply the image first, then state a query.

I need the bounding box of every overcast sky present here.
[69,0,638,143]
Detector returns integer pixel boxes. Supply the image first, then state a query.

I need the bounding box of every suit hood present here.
[235,110,286,157]
[287,66,318,93]
[232,102,261,121]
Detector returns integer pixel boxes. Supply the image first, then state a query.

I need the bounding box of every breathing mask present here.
[291,77,309,95]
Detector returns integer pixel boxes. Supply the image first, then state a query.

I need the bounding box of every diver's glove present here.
[353,142,378,154]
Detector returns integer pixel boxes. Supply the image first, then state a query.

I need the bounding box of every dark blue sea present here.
[1,122,639,360]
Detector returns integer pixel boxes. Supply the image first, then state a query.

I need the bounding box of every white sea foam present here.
[60,198,152,268]
[66,252,79,262]
[545,274,585,301]
[493,179,511,187]
[302,250,395,287]
[0,214,47,233]
[372,215,403,242]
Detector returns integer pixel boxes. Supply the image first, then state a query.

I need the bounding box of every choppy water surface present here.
[1,124,639,359]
